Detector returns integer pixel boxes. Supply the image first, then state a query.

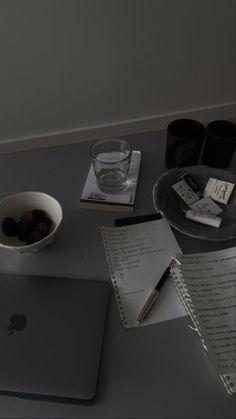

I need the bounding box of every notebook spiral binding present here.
[170,264,236,396]
[102,227,128,326]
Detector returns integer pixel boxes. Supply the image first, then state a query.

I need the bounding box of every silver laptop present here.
[0,273,110,402]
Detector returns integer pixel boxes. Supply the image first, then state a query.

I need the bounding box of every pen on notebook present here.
[137,259,176,325]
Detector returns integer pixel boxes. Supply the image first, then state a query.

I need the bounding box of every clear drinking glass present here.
[90,138,132,193]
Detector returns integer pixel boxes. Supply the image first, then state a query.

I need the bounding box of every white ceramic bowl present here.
[0,191,63,253]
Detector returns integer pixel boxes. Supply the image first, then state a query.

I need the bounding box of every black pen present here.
[137,259,176,324]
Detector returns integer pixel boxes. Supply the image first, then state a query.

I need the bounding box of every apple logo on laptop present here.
[6,314,27,336]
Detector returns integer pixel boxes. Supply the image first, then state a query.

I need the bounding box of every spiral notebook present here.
[102,217,187,328]
[170,248,236,396]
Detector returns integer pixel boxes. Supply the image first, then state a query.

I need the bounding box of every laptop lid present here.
[0,273,110,402]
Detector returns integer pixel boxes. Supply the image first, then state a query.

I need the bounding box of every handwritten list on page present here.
[176,247,236,374]
[102,219,187,328]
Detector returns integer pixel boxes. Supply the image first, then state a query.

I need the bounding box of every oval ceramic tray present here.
[153,166,236,241]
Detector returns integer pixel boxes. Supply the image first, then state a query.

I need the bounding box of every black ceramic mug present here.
[201,120,236,168]
[165,119,205,169]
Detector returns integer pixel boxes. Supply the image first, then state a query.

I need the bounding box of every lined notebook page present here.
[102,219,187,328]
[171,247,236,395]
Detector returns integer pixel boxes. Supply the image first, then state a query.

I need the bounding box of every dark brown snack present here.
[20,211,34,224]
[2,217,17,236]
[38,222,50,237]
[16,221,32,241]
[32,209,47,222]
[26,228,44,245]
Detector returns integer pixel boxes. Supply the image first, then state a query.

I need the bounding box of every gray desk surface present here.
[0,130,235,419]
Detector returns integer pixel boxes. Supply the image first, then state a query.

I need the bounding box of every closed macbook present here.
[0,273,110,402]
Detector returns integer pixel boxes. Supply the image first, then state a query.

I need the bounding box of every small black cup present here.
[165,119,205,169]
[201,120,236,168]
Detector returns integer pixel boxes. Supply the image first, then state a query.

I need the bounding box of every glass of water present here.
[90,138,132,193]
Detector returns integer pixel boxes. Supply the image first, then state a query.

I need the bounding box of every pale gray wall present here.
[0,0,235,146]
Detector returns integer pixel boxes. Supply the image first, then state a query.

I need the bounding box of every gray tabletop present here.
[0,130,235,419]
